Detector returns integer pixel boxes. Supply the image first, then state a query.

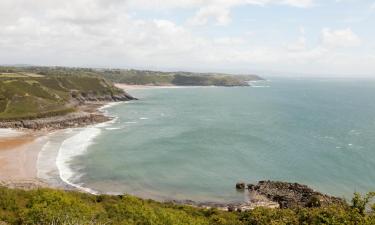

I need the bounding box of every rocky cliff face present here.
[72,91,137,103]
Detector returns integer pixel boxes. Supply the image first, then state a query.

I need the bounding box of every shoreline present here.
[0,100,125,190]
[0,87,344,211]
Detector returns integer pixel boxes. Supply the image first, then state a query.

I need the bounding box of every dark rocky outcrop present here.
[236,182,246,190]
[0,112,109,130]
[72,91,137,103]
[247,180,345,209]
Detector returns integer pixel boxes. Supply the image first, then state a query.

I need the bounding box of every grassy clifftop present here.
[0,187,374,225]
[0,66,263,86]
[0,70,126,120]
[100,69,263,86]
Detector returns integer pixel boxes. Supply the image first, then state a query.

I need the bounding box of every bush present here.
[0,187,375,225]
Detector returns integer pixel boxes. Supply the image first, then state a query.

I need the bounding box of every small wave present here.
[98,102,124,111]
[105,127,121,130]
[56,127,101,194]
[140,117,149,120]
[96,117,119,128]
[125,121,137,124]
[37,140,54,180]
[252,85,271,88]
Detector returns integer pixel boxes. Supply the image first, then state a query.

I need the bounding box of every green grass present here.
[0,74,125,121]
[0,187,374,225]
[0,66,263,86]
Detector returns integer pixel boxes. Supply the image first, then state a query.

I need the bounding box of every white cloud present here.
[286,36,307,51]
[0,0,374,76]
[188,6,231,26]
[321,28,362,48]
[127,0,314,26]
[125,0,315,10]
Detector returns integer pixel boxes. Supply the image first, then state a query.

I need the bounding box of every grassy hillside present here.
[0,66,263,86]
[0,187,374,225]
[0,66,263,120]
[0,71,125,120]
[100,69,263,86]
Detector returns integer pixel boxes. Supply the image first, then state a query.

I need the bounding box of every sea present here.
[37,77,375,203]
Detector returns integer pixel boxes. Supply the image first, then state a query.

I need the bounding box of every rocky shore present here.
[171,181,345,212]
[0,111,108,130]
[246,180,345,209]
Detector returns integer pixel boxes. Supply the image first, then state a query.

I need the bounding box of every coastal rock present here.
[0,90,137,130]
[248,181,345,209]
[72,91,138,103]
[236,182,246,190]
[0,112,109,130]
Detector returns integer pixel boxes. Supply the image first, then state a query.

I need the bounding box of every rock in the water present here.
[236,182,246,190]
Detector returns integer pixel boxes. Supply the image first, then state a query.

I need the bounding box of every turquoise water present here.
[67,78,375,203]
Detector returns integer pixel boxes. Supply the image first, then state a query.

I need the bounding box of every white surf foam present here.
[98,102,124,111]
[252,85,271,88]
[0,128,24,138]
[56,127,101,194]
[140,117,149,120]
[54,101,127,194]
[38,140,58,181]
[105,127,121,130]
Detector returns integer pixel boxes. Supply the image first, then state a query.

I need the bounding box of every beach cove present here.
[2,78,375,207]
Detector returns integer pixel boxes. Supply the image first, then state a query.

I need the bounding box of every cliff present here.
[0,73,136,127]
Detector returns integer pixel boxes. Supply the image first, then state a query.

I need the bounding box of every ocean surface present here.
[39,78,375,203]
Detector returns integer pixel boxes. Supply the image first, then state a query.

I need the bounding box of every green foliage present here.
[0,187,375,225]
[351,192,375,215]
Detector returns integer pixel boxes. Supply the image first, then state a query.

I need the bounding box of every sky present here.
[1,0,375,76]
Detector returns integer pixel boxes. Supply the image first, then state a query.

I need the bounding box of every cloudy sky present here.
[1,0,375,76]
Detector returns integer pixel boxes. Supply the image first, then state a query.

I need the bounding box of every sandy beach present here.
[0,130,47,181]
[0,101,119,189]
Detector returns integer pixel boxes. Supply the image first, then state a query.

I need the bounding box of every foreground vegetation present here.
[0,187,374,225]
